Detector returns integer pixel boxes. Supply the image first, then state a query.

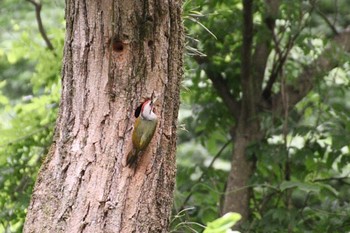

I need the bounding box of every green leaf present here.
[280,181,320,194]
[204,212,241,233]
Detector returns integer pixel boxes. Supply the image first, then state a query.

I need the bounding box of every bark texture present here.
[24,0,183,232]
[222,0,260,222]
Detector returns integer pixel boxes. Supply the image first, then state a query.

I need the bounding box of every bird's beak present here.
[151,96,157,106]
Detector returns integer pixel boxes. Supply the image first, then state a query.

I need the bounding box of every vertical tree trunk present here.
[222,0,259,224]
[222,135,253,221]
[222,123,260,223]
[24,1,183,232]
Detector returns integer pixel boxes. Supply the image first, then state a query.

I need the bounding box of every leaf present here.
[204,212,241,233]
[280,181,320,193]
[316,183,339,196]
[187,16,218,40]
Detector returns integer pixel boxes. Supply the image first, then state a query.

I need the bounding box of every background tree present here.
[22,0,183,232]
[0,1,64,231]
[174,0,350,232]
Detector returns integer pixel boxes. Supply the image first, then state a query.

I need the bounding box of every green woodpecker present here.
[126,96,158,168]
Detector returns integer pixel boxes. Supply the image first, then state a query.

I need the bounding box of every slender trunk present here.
[222,116,260,224]
[221,0,258,224]
[222,134,254,221]
[24,1,183,232]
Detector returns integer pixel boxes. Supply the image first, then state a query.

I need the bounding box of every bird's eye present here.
[134,104,142,118]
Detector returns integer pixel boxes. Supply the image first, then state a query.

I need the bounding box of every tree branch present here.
[262,34,296,100]
[178,139,231,211]
[26,0,55,51]
[253,0,281,97]
[262,6,311,102]
[194,56,240,120]
[270,31,350,114]
[310,0,339,35]
[240,0,255,119]
[313,174,350,185]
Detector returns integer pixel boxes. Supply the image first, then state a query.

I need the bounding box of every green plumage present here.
[126,117,158,168]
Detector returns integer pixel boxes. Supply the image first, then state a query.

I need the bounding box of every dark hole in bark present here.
[113,40,124,52]
[148,40,154,47]
[146,16,153,22]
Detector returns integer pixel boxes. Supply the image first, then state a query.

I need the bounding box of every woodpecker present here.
[126,95,158,169]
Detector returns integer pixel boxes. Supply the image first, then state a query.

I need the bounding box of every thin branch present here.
[0,122,54,148]
[310,0,339,35]
[262,7,313,101]
[270,31,350,115]
[252,0,281,98]
[26,0,55,52]
[258,189,279,214]
[316,8,338,35]
[178,139,231,211]
[313,174,350,185]
[262,32,296,100]
[240,0,255,118]
[194,55,240,120]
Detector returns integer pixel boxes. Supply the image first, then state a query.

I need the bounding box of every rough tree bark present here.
[24,0,183,232]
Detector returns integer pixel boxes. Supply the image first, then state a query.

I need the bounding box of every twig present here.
[313,175,350,185]
[26,0,55,52]
[178,139,231,211]
[0,122,54,148]
[194,55,240,120]
[263,8,311,100]
[310,0,339,35]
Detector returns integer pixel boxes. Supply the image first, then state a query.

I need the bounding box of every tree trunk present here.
[222,118,260,224]
[221,0,258,224]
[24,1,183,233]
[222,134,253,221]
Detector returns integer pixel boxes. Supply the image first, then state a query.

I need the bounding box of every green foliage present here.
[171,210,241,233]
[250,80,350,232]
[204,212,241,233]
[0,1,64,231]
[0,81,9,106]
[175,0,350,232]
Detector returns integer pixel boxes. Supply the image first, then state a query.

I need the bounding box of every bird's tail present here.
[126,148,140,169]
